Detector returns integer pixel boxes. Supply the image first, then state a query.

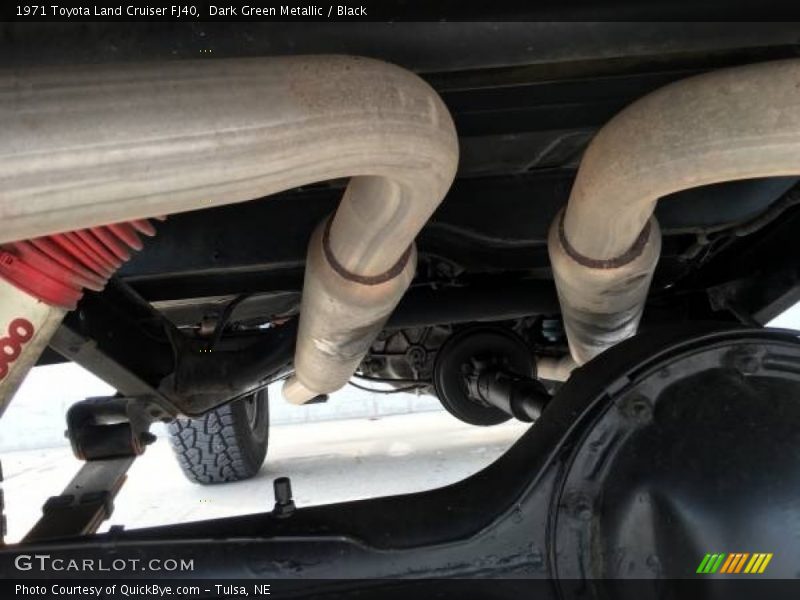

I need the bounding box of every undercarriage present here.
[1,20,799,593]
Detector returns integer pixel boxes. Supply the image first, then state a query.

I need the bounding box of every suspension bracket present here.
[22,396,162,543]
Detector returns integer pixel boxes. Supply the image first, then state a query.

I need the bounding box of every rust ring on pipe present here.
[558,211,651,269]
[322,217,413,285]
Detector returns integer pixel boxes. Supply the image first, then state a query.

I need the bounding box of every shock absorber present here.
[0,220,159,416]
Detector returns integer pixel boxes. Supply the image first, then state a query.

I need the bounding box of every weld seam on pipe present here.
[0,55,458,407]
[558,212,652,270]
[321,217,413,286]
[550,58,800,364]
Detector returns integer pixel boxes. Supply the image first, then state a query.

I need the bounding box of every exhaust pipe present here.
[0,56,457,408]
[549,59,800,365]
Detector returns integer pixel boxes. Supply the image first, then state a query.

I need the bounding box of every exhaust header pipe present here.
[549,59,800,365]
[0,56,458,408]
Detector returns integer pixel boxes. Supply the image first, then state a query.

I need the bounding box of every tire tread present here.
[167,395,268,485]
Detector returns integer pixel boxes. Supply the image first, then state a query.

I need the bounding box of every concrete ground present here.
[1,412,529,543]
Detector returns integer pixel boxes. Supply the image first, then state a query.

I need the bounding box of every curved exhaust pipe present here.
[549,59,800,365]
[0,56,458,408]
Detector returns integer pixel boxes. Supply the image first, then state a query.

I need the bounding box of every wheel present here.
[167,388,270,484]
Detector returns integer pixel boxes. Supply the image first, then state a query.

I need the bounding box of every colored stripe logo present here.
[697,553,773,574]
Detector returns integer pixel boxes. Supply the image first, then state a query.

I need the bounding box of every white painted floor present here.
[1,412,529,543]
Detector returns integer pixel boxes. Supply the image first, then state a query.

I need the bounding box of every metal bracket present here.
[22,395,160,543]
[67,396,162,460]
[23,457,134,543]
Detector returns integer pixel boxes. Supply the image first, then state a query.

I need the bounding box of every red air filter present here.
[0,220,159,310]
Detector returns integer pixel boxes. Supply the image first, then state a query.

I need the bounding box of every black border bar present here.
[4,1,800,22]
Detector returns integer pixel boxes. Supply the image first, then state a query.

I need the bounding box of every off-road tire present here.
[168,388,269,484]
